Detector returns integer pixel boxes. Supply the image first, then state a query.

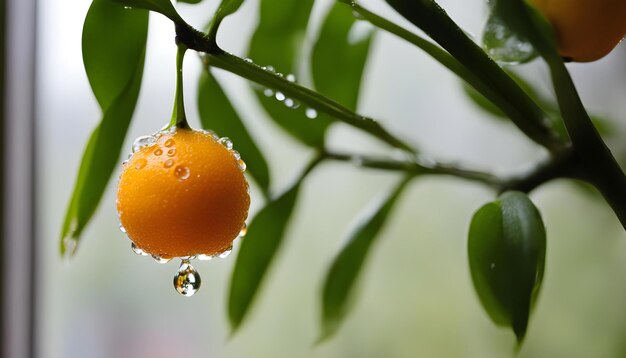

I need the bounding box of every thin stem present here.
[324,150,503,188]
[205,50,416,153]
[169,43,190,129]
[381,0,564,153]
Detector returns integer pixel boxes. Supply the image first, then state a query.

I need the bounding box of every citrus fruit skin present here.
[530,0,626,62]
[117,129,250,258]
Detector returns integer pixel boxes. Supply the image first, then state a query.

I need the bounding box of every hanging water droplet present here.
[305,108,318,119]
[63,238,77,256]
[285,74,296,82]
[164,159,175,168]
[119,224,126,233]
[174,260,201,297]
[131,242,149,256]
[174,165,190,180]
[263,88,274,97]
[218,246,233,259]
[152,254,172,264]
[135,158,147,170]
[239,222,248,237]
[219,137,233,150]
[196,254,214,261]
[167,148,176,157]
[132,136,156,153]
[275,92,286,101]
[154,148,163,156]
[164,139,175,148]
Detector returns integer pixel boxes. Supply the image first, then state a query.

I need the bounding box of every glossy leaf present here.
[197,70,270,194]
[319,176,411,342]
[228,170,308,332]
[468,191,546,343]
[60,1,148,254]
[178,0,203,4]
[482,13,537,65]
[248,0,331,147]
[311,2,375,124]
[113,0,184,23]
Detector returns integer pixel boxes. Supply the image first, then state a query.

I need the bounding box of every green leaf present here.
[482,13,537,65]
[178,0,203,4]
[198,70,271,194]
[228,183,300,332]
[462,83,506,119]
[311,2,375,121]
[214,0,244,19]
[113,0,184,23]
[227,154,320,332]
[319,176,411,342]
[61,0,148,254]
[468,191,546,343]
[248,0,331,147]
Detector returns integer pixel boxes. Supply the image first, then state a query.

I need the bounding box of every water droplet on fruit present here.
[305,108,318,119]
[167,148,176,156]
[164,159,175,168]
[154,148,163,156]
[218,246,233,259]
[196,254,214,261]
[152,254,172,264]
[133,136,156,153]
[135,158,147,170]
[119,224,126,233]
[231,150,241,161]
[174,260,201,297]
[201,129,219,140]
[131,242,149,256]
[237,159,247,172]
[174,165,190,180]
[219,137,233,150]
[164,139,175,147]
[239,223,248,237]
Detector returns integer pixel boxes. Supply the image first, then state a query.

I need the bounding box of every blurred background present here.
[4,0,626,357]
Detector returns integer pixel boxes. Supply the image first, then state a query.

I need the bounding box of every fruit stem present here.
[169,42,190,130]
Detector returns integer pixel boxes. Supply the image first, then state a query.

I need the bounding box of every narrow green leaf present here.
[228,154,322,332]
[198,70,271,194]
[113,0,184,23]
[462,83,506,119]
[178,0,203,4]
[468,191,546,343]
[319,176,411,342]
[312,2,375,119]
[61,1,148,254]
[228,181,301,332]
[214,0,244,19]
[248,0,331,147]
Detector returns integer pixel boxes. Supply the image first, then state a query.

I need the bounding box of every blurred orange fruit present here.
[530,0,626,62]
[117,128,249,258]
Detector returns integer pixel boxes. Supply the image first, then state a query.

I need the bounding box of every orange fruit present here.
[117,128,250,258]
[530,0,626,62]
